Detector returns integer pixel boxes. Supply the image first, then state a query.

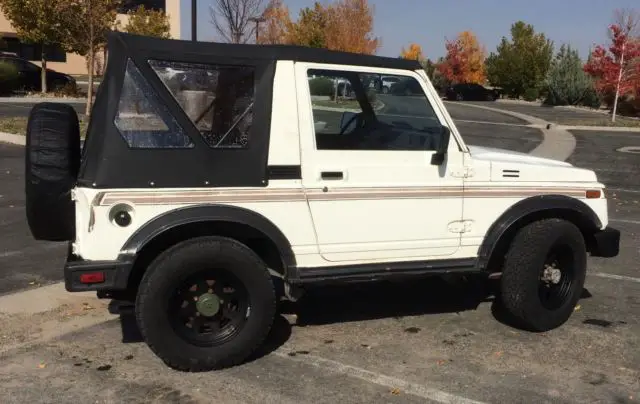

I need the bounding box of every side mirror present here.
[430,126,451,165]
[339,111,358,134]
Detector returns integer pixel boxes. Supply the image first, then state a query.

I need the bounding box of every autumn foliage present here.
[324,0,379,54]
[438,31,486,84]
[583,24,640,98]
[258,0,292,45]
[258,0,379,54]
[400,43,424,61]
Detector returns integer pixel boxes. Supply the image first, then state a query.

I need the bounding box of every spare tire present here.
[25,102,81,241]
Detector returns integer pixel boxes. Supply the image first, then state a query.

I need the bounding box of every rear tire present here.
[135,236,277,371]
[25,102,81,241]
[499,219,587,332]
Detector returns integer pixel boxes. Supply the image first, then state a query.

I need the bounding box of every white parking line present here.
[591,272,640,284]
[275,351,487,404]
[454,119,535,128]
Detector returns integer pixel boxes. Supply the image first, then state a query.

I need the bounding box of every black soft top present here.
[78,32,422,190]
[115,32,421,70]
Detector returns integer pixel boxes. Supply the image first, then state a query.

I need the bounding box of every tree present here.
[324,0,379,54]
[438,31,487,84]
[287,2,330,48]
[544,44,595,106]
[285,0,379,53]
[61,0,120,116]
[485,21,554,98]
[124,5,171,38]
[583,9,640,121]
[400,43,424,61]
[257,0,292,44]
[0,0,68,93]
[209,0,266,44]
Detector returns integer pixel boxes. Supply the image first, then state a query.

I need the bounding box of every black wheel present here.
[135,236,277,371]
[25,102,81,241]
[499,219,587,332]
[455,93,464,101]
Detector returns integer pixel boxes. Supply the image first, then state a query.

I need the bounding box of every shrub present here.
[523,87,539,102]
[579,87,602,109]
[53,82,84,97]
[543,45,594,107]
[0,61,19,95]
[308,77,334,97]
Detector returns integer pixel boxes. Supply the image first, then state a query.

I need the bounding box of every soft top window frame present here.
[79,32,275,189]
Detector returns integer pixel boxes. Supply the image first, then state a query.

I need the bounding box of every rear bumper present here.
[64,249,134,292]
[590,226,621,258]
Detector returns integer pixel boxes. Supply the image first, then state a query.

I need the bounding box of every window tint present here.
[149,59,254,149]
[114,59,193,149]
[307,69,442,151]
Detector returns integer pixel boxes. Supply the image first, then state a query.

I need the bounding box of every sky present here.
[183,0,638,60]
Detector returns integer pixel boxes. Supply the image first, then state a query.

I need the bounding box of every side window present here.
[149,59,254,149]
[307,69,442,151]
[114,59,194,149]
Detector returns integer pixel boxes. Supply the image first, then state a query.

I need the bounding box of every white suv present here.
[24,32,620,372]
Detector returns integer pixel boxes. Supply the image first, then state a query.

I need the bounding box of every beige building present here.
[0,0,182,75]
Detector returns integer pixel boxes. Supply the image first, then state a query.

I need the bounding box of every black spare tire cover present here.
[25,103,81,241]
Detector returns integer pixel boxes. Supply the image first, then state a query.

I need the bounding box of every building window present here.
[2,37,67,63]
[117,0,166,13]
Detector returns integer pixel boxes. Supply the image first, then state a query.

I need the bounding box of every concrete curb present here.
[445,101,576,162]
[0,131,25,145]
[0,97,86,104]
[558,125,640,133]
[0,282,98,315]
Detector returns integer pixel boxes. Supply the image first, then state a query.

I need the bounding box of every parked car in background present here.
[389,77,423,95]
[445,83,500,101]
[0,55,76,92]
[380,75,401,93]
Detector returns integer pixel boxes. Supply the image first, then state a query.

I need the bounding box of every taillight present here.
[79,272,105,284]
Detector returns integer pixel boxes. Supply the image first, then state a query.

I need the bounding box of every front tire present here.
[499,219,587,332]
[135,236,277,371]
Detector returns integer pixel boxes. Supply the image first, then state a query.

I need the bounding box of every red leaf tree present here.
[583,9,640,120]
[437,31,486,84]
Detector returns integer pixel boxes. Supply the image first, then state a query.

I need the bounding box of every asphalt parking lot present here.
[0,102,638,404]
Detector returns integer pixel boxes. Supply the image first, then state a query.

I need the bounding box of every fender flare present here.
[476,195,602,270]
[118,204,297,270]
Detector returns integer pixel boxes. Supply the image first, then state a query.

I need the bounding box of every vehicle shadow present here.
[107,299,293,365]
[107,280,594,362]
[281,276,496,327]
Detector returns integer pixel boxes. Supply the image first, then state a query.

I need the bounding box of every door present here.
[15,59,41,91]
[296,62,466,263]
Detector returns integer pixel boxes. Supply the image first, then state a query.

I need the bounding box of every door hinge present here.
[448,220,473,233]
[451,167,475,178]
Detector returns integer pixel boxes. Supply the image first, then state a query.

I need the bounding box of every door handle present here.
[321,171,344,180]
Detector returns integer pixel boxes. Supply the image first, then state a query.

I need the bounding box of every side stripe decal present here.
[97,186,589,206]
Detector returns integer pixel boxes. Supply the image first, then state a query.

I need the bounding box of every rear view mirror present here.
[430,126,451,165]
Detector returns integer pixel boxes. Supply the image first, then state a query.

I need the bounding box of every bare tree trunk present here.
[41,45,47,94]
[612,43,625,123]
